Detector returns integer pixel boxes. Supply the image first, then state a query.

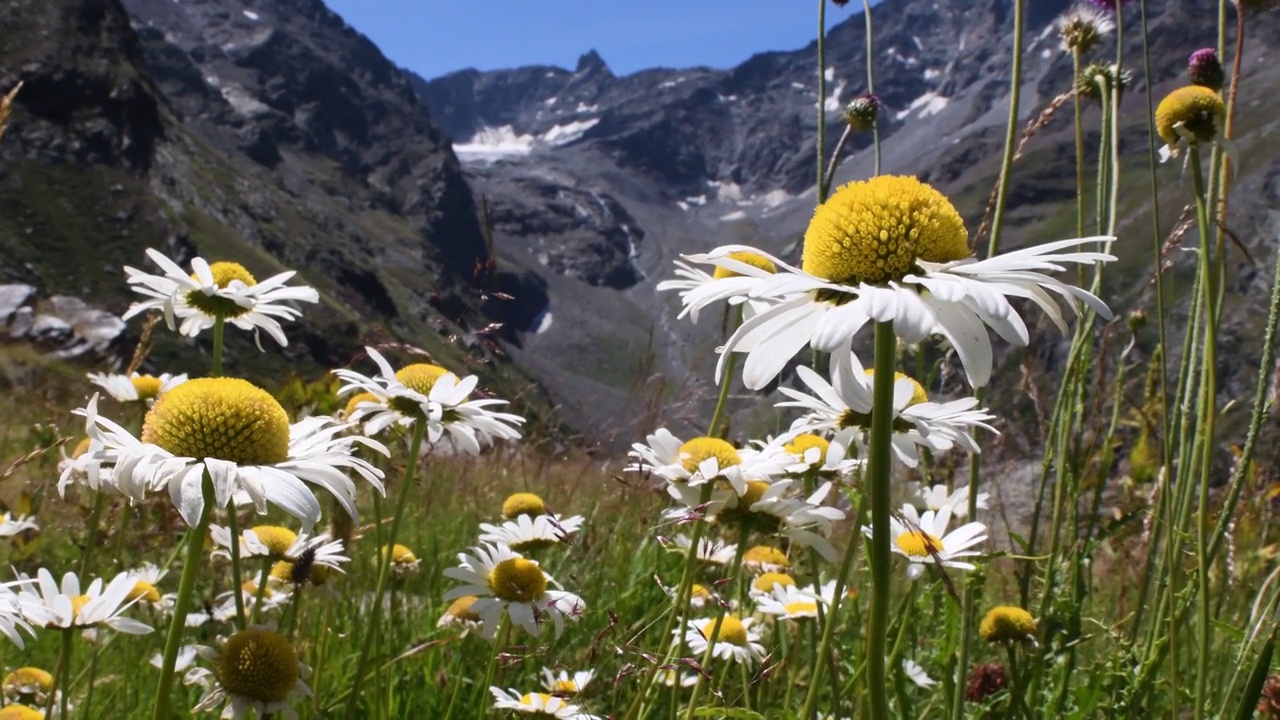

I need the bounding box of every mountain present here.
[3,0,1278,446]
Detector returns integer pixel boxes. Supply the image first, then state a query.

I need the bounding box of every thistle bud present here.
[965,662,1008,703]
[842,93,881,132]
[1076,61,1131,105]
[1188,48,1225,91]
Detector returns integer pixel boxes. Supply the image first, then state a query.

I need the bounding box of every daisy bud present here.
[842,93,881,132]
[965,662,1008,702]
[1188,48,1225,92]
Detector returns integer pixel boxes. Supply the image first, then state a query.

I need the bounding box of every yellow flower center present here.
[69,594,91,621]
[0,706,45,720]
[141,378,291,466]
[690,584,712,602]
[743,545,789,570]
[895,530,944,557]
[1155,85,1225,147]
[445,595,482,622]
[487,557,547,602]
[250,525,299,556]
[217,628,299,704]
[71,437,92,459]
[803,175,969,286]
[342,391,379,418]
[388,363,450,416]
[3,667,53,694]
[185,261,257,318]
[785,434,830,464]
[384,544,417,565]
[242,581,275,599]
[700,615,749,647]
[520,692,556,709]
[838,371,928,431]
[752,572,796,593]
[127,581,162,604]
[783,600,819,617]
[739,480,770,506]
[502,492,548,519]
[713,251,778,279]
[979,606,1038,644]
[553,679,579,694]
[678,437,741,474]
[130,375,165,400]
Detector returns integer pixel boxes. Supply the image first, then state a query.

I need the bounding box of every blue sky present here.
[324,0,865,80]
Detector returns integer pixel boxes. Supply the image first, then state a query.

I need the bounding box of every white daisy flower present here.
[713,478,846,561]
[0,586,42,648]
[1155,85,1236,165]
[755,583,827,620]
[655,255,781,323]
[72,379,388,530]
[56,436,114,496]
[676,615,767,666]
[17,569,152,634]
[186,626,312,719]
[210,524,300,560]
[659,670,700,688]
[903,658,936,688]
[769,429,864,478]
[674,176,1113,390]
[747,572,796,600]
[122,248,319,348]
[778,348,996,468]
[2,666,63,711]
[627,428,787,495]
[866,504,988,580]
[489,687,601,719]
[124,563,175,613]
[661,535,738,567]
[86,371,187,404]
[479,514,580,552]
[443,543,584,639]
[0,512,38,537]
[914,483,988,519]
[150,645,199,674]
[437,595,485,636]
[212,582,290,623]
[377,544,422,576]
[333,347,524,453]
[742,545,792,574]
[540,668,595,695]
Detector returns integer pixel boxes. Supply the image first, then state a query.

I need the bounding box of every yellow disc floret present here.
[896,530,944,557]
[130,374,165,401]
[752,572,796,594]
[395,364,449,395]
[520,692,556,708]
[217,627,300,703]
[141,378,291,466]
[690,584,712,604]
[3,667,53,694]
[342,391,379,418]
[68,594,91,623]
[1155,85,1224,148]
[384,544,417,565]
[250,526,299,557]
[701,615,749,646]
[785,434,830,463]
[128,581,162,605]
[502,492,548,519]
[803,175,969,285]
[713,251,778,279]
[678,437,741,474]
[71,436,92,459]
[743,545,790,571]
[0,706,45,720]
[980,606,1038,643]
[444,595,482,622]
[553,678,580,694]
[488,557,547,602]
[783,599,820,617]
[186,261,257,318]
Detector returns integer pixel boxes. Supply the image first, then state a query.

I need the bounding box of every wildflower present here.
[1188,48,1225,91]
[754,582,830,620]
[489,687,601,719]
[779,349,995,467]
[980,606,1038,644]
[267,537,348,589]
[0,706,44,720]
[87,371,186,405]
[333,347,524,452]
[742,545,790,574]
[212,524,299,560]
[656,252,778,324]
[718,478,847,561]
[0,588,43,649]
[776,430,863,477]
[502,492,547,518]
[628,429,786,495]
[125,563,175,612]
[966,662,1008,702]
[842,93,881,132]
[1,667,54,708]
[480,513,582,552]
[150,645,199,674]
[749,572,796,597]
[0,513,38,537]
[1057,4,1114,53]
[56,436,113,496]
[1076,61,1131,106]
[17,569,152,634]
[437,595,484,635]
[677,175,1113,389]
[379,544,421,576]
[676,615,766,666]
[1155,85,1228,162]
[186,626,312,718]
[123,249,318,347]
[540,668,595,696]
[903,658,936,688]
[72,382,388,530]
[686,584,715,609]
[871,504,987,580]
[443,544,584,638]
[659,670,699,688]
[663,535,738,566]
[212,582,290,623]
[914,483,989,518]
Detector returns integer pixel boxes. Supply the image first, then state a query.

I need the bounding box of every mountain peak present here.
[575,49,608,74]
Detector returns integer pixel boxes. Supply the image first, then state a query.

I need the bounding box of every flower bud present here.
[842,93,881,132]
[1188,48,1225,91]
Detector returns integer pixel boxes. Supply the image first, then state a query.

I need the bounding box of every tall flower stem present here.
[861,0,880,176]
[49,628,74,718]
[682,530,749,720]
[863,319,898,720]
[345,420,427,719]
[816,0,827,202]
[225,507,247,630]
[77,492,107,578]
[211,315,225,377]
[151,471,215,720]
[707,307,743,438]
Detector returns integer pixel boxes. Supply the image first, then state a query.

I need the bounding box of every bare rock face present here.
[0,285,128,360]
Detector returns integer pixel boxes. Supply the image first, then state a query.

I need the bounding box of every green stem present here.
[707,306,743,438]
[476,617,510,720]
[226,508,247,630]
[50,628,74,718]
[863,320,898,720]
[249,558,270,625]
[862,0,880,177]
[211,315,225,377]
[151,471,215,720]
[344,420,427,719]
[682,533,749,719]
[816,0,827,203]
[78,491,106,578]
[984,0,1024,258]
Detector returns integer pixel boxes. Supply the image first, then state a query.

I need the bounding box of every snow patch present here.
[1041,48,1053,59]
[676,201,690,211]
[684,195,707,206]
[574,102,598,113]
[242,9,259,20]
[545,97,558,106]
[791,82,806,90]
[912,35,924,51]
[924,68,941,81]
[658,77,686,89]
[220,85,271,118]
[821,80,847,113]
[756,189,793,209]
[529,308,554,334]
[717,94,738,102]
[705,181,794,212]
[720,211,747,222]
[895,92,949,120]
[824,67,835,82]
[454,125,536,160]
[543,118,599,145]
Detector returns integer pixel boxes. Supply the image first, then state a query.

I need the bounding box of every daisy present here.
[443,543,585,638]
[489,687,601,719]
[755,582,826,620]
[480,514,581,552]
[742,545,790,574]
[211,524,299,560]
[212,582,290,623]
[867,504,988,580]
[661,535,738,567]
[17,569,152,634]
[86,371,186,405]
[675,175,1113,390]
[903,658,937,688]
[0,512,38,537]
[540,667,595,696]
[778,348,996,468]
[378,544,422,576]
[72,380,387,530]
[1,667,57,709]
[627,428,786,495]
[150,645,199,674]
[56,436,114,496]
[333,347,523,453]
[122,248,319,348]
[499,492,586,532]
[656,253,780,323]
[748,572,796,599]
[1155,85,1234,164]
[437,595,485,635]
[124,563,176,613]
[714,479,846,561]
[914,483,988,518]
[186,626,312,719]
[773,430,863,478]
[676,615,767,666]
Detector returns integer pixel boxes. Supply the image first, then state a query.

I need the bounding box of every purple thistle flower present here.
[1188,48,1225,91]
